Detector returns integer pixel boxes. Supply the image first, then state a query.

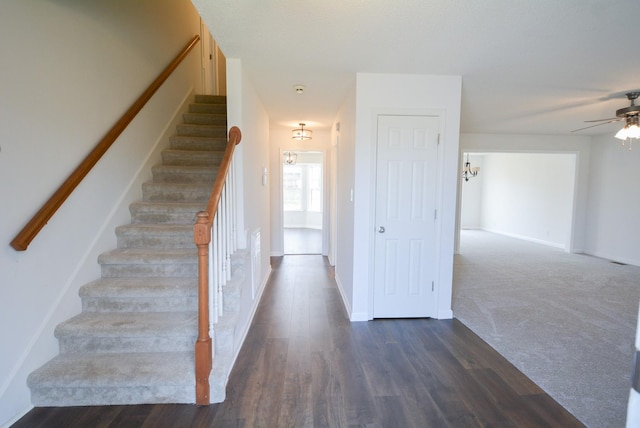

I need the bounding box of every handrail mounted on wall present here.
[10,35,201,251]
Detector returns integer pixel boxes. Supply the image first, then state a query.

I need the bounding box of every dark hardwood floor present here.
[13,255,584,427]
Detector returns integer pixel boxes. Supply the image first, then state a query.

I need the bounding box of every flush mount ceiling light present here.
[292,123,312,140]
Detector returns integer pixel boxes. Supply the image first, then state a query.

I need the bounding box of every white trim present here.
[481,228,565,249]
[334,272,355,321]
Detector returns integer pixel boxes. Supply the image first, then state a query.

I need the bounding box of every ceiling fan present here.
[572,91,640,140]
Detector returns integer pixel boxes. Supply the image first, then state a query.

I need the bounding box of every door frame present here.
[278,148,329,256]
[367,110,446,319]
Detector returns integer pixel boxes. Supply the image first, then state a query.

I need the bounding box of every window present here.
[308,165,322,212]
[283,165,302,211]
[283,163,323,212]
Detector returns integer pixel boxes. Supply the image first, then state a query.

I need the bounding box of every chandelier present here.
[283,151,297,165]
[462,153,480,182]
[292,123,312,140]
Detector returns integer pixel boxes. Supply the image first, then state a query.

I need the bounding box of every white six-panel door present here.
[373,115,440,318]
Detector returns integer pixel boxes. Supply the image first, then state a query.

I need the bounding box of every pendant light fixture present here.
[283,151,297,165]
[462,153,480,182]
[292,123,312,141]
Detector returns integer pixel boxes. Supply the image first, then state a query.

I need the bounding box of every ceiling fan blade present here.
[583,117,619,123]
[571,118,622,132]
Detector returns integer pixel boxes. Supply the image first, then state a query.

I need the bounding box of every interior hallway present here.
[453,230,640,428]
[284,227,322,255]
[14,255,582,427]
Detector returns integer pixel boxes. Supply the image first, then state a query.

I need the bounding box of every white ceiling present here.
[193,0,640,136]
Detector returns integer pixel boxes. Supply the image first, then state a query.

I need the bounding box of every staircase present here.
[27,95,242,406]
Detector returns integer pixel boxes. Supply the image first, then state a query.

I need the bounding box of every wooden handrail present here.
[11,35,201,251]
[194,126,241,405]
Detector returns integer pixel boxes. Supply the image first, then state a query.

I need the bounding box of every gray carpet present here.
[453,230,640,428]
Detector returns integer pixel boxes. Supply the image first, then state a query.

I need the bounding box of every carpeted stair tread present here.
[56,311,196,337]
[183,112,227,126]
[81,278,196,298]
[98,248,198,278]
[151,164,219,183]
[129,201,205,224]
[142,181,213,202]
[189,103,227,115]
[80,278,197,313]
[98,248,198,264]
[55,312,197,353]
[161,149,224,166]
[194,94,226,104]
[176,123,226,138]
[27,351,194,391]
[115,224,195,249]
[169,135,228,151]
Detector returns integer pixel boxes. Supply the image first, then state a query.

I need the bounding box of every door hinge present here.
[432,281,435,292]
[437,133,441,145]
[434,209,437,221]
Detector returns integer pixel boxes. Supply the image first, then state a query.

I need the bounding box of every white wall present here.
[479,153,575,249]
[0,1,202,425]
[225,58,272,349]
[585,135,640,266]
[332,86,357,317]
[460,133,591,253]
[353,73,462,321]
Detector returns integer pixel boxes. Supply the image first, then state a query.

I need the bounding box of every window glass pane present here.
[308,165,322,212]
[283,165,302,211]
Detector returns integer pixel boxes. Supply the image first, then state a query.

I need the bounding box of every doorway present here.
[282,151,324,255]
[458,152,577,252]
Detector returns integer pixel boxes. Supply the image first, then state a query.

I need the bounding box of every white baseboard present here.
[482,228,564,249]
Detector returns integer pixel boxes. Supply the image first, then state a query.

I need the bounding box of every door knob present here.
[378,226,385,233]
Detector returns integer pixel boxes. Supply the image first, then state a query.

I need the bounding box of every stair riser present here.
[142,183,212,203]
[117,235,195,249]
[170,136,228,151]
[152,167,218,184]
[58,336,195,354]
[129,204,203,224]
[189,103,226,114]
[30,385,193,407]
[101,263,197,278]
[82,296,197,313]
[194,95,226,104]
[153,167,218,184]
[161,151,223,166]
[183,113,227,126]
[177,124,226,138]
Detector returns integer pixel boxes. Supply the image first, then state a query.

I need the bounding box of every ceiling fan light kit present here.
[574,91,640,149]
